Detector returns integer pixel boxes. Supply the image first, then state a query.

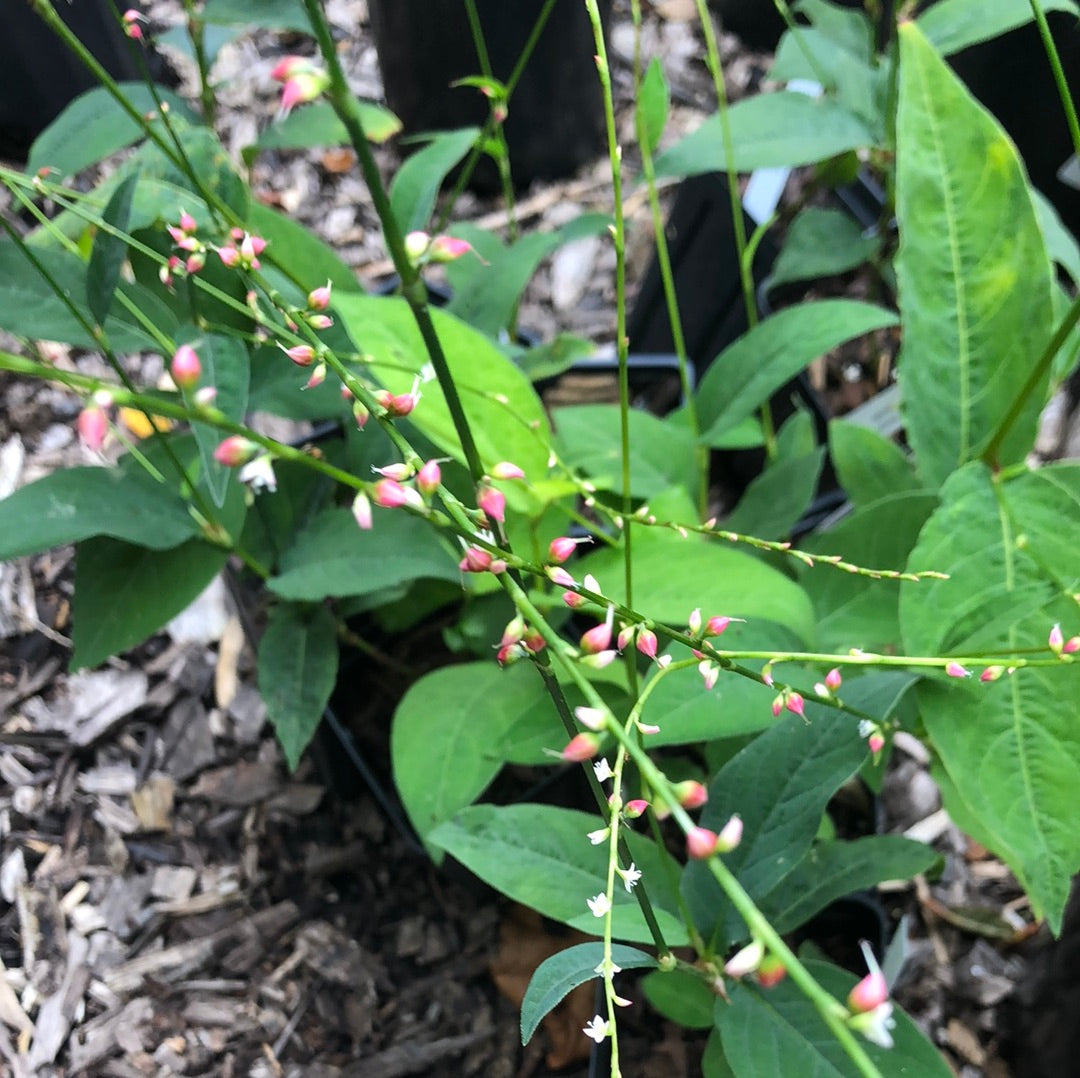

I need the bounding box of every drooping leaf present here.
[682,708,868,946]
[695,301,898,443]
[253,100,401,152]
[0,468,200,559]
[917,0,1078,56]
[715,959,953,1077]
[829,421,922,510]
[429,804,689,945]
[653,94,875,178]
[389,128,480,234]
[258,601,339,770]
[27,83,198,177]
[899,462,1080,932]
[87,172,139,326]
[895,24,1055,486]
[269,507,459,602]
[521,943,656,1044]
[769,208,880,289]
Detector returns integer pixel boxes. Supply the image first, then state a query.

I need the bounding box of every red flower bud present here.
[213,435,259,467]
[77,405,108,451]
[170,344,201,389]
[561,732,600,762]
[686,826,719,860]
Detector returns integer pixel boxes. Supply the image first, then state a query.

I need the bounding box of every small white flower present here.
[594,960,622,975]
[587,892,611,918]
[619,862,642,892]
[583,1015,609,1043]
[575,706,607,730]
[238,454,277,493]
[858,719,875,739]
[849,1002,896,1049]
[593,758,613,782]
[587,828,610,846]
[614,994,632,1007]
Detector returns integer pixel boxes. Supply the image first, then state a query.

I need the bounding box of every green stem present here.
[771,0,835,90]
[1028,0,1080,160]
[183,0,218,126]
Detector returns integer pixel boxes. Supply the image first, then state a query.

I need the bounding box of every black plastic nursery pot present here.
[368,0,612,190]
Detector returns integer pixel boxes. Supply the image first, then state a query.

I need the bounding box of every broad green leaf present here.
[638,58,670,156]
[553,404,697,500]
[521,944,656,1044]
[269,507,459,601]
[258,602,338,770]
[87,173,139,326]
[0,468,199,559]
[1033,188,1080,285]
[178,330,250,507]
[769,208,880,289]
[447,214,611,337]
[389,128,480,234]
[917,0,1078,56]
[202,0,309,29]
[247,201,364,294]
[334,294,552,481]
[696,301,898,443]
[0,239,177,351]
[253,100,401,152]
[715,959,953,1077]
[71,536,228,670]
[899,462,1080,932]
[682,708,868,946]
[829,421,922,509]
[580,529,816,645]
[653,95,875,177]
[393,662,555,850]
[802,492,939,651]
[27,84,199,177]
[429,804,689,945]
[724,447,825,541]
[760,836,940,934]
[895,24,1055,486]
[703,1033,737,1078]
[642,968,715,1030]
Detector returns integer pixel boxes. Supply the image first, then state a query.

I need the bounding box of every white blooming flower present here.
[238,454,277,493]
[614,994,632,1007]
[618,863,642,892]
[583,1015,609,1043]
[575,706,607,730]
[594,960,622,975]
[593,758,613,782]
[587,828,609,845]
[858,719,875,739]
[587,892,611,917]
[849,1002,896,1049]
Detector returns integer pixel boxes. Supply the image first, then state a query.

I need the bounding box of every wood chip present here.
[131,774,175,832]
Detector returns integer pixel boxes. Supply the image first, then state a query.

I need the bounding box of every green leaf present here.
[653,95,875,177]
[0,468,200,560]
[580,528,816,645]
[27,84,199,177]
[429,804,689,945]
[389,128,480,234]
[895,24,1055,486]
[638,58,670,156]
[829,421,922,510]
[156,23,238,67]
[258,602,339,770]
[334,294,552,481]
[521,943,656,1044]
[724,446,825,541]
[447,214,611,337]
[393,662,555,849]
[917,0,1078,56]
[642,969,716,1030]
[715,959,953,1077]
[247,201,364,294]
[696,301,898,443]
[269,507,459,602]
[253,100,401,152]
[1033,188,1080,285]
[178,330,250,507]
[760,836,939,934]
[682,708,868,946]
[769,208,880,289]
[899,462,1080,932]
[553,404,698,500]
[703,1032,737,1078]
[201,0,309,30]
[71,536,228,670]
[802,492,939,652]
[0,239,177,352]
[87,172,139,326]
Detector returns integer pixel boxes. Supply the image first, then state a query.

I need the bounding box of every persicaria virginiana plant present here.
[2,1,1080,1074]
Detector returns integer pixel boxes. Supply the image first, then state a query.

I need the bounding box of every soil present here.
[2,2,1080,1076]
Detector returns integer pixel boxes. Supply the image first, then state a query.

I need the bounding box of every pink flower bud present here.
[307,281,332,310]
[688,608,702,635]
[757,955,788,988]
[549,536,578,563]
[980,665,1005,682]
[1049,623,1065,656]
[458,546,493,573]
[372,462,413,482]
[246,233,267,257]
[574,706,606,730]
[785,691,804,717]
[170,344,201,389]
[352,400,370,430]
[847,942,890,1014]
[279,343,316,367]
[217,245,240,268]
[868,732,885,755]
[193,386,217,408]
[351,492,372,530]
[77,405,108,451]
[122,10,144,40]
[705,615,734,636]
[404,231,431,263]
[270,56,310,82]
[946,661,971,679]
[375,385,421,418]
[306,313,333,330]
[825,667,842,690]
[372,478,408,508]
[477,484,506,524]
[580,607,614,654]
[303,362,327,390]
[623,799,649,819]
[636,628,658,660]
[1065,636,1080,655]
[561,733,600,762]
[185,251,205,274]
[429,234,474,263]
[724,941,764,979]
[178,210,196,234]
[490,461,525,480]
[686,826,719,860]
[673,780,708,810]
[715,814,743,852]
[547,566,576,587]
[699,661,719,691]
[278,71,329,117]
[416,459,442,496]
[213,435,259,467]
[230,227,246,242]
[616,624,633,652]
[563,590,585,609]
[580,650,617,669]
[522,630,544,652]
[771,693,784,717]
